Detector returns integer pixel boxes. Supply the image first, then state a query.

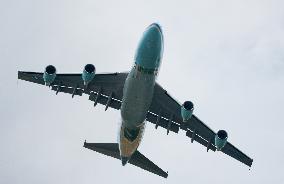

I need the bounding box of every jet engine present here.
[43,65,56,86]
[82,64,96,85]
[181,101,194,122]
[215,130,228,151]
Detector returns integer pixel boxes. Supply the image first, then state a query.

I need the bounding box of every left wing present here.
[18,71,127,110]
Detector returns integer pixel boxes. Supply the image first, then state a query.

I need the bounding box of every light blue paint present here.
[82,69,95,84]
[135,23,163,69]
[215,134,228,151]
[43,65,56,85]
[82,64,96,85]
[181,106,193,122]
[43,72,56,85]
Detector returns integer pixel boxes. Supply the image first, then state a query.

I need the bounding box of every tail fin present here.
[83,141,168,178]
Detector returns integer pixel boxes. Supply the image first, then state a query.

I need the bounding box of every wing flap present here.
[222,142,253,167]
[51,85,83,96]
[146,112,179,133]
[89,92,121,110]
[186,130,216,151]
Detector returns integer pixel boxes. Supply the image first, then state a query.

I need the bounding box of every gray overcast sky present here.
[1,0,284,183]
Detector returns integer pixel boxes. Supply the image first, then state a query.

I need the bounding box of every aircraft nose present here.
[135,23,164,69]
[148,23,162,34]
[121,156,129,166]
[145,23,163,40]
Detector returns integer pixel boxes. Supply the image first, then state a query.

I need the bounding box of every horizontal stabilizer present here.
[83,142,168,178]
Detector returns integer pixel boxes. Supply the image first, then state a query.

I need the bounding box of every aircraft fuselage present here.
[119,23,163,165]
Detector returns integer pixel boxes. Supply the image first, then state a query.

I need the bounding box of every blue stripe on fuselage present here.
[135,23,163,70]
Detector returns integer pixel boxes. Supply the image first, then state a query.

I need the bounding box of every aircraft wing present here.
[18,71,253,167]
[18,71,127,110]
[148,83,253,167]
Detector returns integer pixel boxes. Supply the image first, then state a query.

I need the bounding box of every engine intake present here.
[181,101,194,122]
[43,65,56,85]
[215,130,228,151]
[82,64,96,85]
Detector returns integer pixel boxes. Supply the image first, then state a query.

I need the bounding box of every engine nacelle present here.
[181,101,194,122]
[82,64,96,85]
[43,65,56,86]
[215,130,228,151]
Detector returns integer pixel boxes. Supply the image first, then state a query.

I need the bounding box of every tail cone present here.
[121,156,129,166]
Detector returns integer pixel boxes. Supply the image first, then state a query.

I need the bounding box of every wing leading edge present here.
[18,70,253,168]
[18,71,127,110]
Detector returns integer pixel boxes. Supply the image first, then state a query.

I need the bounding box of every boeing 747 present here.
[18,23,253,178]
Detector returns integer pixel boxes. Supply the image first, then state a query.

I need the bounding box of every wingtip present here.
[250,158,254,168]
[17,71,21,79]
[164,171,169,178]
[121,157,129,166]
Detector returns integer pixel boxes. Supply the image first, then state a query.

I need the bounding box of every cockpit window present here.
[124,127,140,142]
[133,63,158,75]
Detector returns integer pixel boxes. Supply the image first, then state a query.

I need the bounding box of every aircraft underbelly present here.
[119,69,155,158]
[119,123,146,158]
[120,69,155,128]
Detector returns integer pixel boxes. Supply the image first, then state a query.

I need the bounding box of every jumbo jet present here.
[18,23,253,178]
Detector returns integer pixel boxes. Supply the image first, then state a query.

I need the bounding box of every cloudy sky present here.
[1,0,284,183]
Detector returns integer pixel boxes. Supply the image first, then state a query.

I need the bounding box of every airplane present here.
[18,23,253,178]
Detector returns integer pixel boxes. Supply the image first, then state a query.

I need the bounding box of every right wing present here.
[146,82,253,167]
